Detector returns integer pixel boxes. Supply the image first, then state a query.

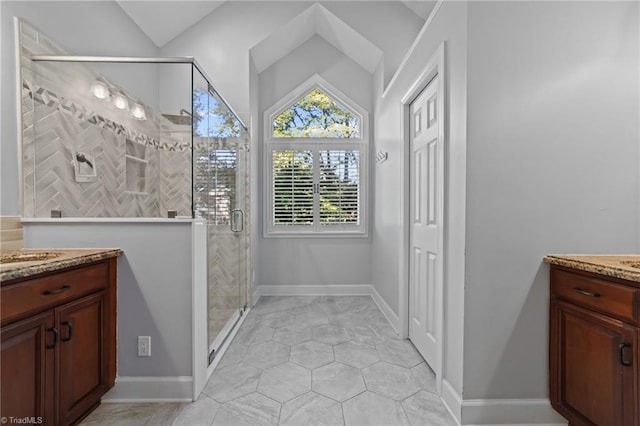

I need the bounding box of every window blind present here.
[272,150,314,226]
[319,150,360,225]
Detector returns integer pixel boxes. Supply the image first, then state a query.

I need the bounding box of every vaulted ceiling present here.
[116,1,434,48]
[116,1,226,47]
[250,3,383,74]
[115,0,434,111]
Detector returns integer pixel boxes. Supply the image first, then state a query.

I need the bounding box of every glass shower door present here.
[192,72,249,363]
[206,138,248,358]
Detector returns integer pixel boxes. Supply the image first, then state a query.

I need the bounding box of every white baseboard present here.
[461,398,567,426]
[257,284,373,297]
[102,376,193,403]
[440,380,566,426]
[370,286,400,333]
[441,378,462,424]
[255,284,399,333]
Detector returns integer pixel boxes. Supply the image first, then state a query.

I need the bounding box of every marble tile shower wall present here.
[19,20,192,218]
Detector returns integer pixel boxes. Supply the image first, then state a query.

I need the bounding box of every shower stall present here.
[17,19,249,399]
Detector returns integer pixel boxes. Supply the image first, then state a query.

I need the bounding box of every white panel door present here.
[409,75,443,372]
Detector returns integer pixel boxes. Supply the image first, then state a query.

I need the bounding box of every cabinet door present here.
[57,292,108,426]
[550,300,637,426]
[1,311,56,425]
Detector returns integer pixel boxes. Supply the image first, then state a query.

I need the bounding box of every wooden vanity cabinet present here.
[1,310,56,424]
[0,258,117,426]
[57,291,112,425]
[550,265,639,425]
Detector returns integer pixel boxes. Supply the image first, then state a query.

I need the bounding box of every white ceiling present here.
[116,1,226,47]
[250,3,383,74]
[401,0,434,19]
[116,1,431,49]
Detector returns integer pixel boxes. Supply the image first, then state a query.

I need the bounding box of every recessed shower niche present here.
[125,139,148,194]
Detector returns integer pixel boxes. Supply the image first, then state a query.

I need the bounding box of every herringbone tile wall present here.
[208,229,242,339]
[19,20,192,218]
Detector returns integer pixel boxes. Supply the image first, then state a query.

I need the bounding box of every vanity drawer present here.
[551,269,639,323]
[1,261,109,323]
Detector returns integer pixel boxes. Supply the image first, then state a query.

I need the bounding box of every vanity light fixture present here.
[112,91,129,110]
[131,103,147,120]
[90,80,109,100]
[91,79,146,120]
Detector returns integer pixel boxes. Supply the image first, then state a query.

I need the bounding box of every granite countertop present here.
[544,254,640,283]
[0,248,123,283]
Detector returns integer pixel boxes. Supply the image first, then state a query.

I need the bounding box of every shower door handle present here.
[231,209,244,233]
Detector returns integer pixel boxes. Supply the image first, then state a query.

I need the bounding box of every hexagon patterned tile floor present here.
[81,296,457,426]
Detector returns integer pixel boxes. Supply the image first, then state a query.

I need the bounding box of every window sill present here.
[263,230,369,239]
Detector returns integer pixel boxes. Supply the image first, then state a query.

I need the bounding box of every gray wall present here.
[464,0,640,400]
[24,222,193,377]
[249,57,261,295]
[372,0,640,406]
[372,1,469,395]
[1,1,158,215]
[257,35,373,288]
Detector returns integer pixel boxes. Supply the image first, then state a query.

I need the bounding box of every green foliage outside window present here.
[272,89,359,138]
[193,89,242,138]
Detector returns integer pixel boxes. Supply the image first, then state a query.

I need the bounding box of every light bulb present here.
[131,103,146,120]
[113,92,129,110]
[91,80,109,99]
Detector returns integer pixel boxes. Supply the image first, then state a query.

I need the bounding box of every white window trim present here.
[263,75,369,238]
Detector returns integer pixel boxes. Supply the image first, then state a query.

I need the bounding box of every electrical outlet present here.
[138,336,151,357]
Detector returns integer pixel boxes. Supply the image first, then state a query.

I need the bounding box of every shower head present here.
[162,108,192,126]
[162,109,192,126]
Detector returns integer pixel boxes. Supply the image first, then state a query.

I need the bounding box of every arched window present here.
[272,88,360,138]
[264,76,368,236]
